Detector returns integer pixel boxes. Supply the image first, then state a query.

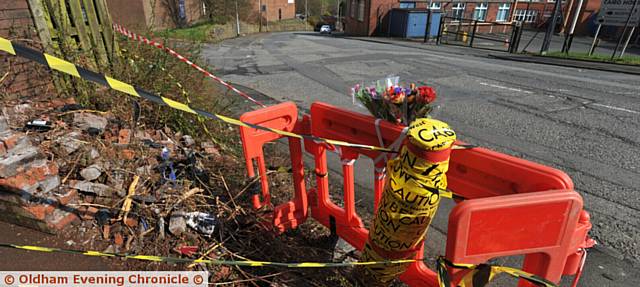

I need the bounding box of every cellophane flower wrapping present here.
[351,76,437,125]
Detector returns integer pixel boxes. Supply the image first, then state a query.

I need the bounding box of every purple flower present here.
[369,87,379,99]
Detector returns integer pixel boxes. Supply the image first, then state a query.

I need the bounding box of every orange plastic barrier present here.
[239,102,308,232]
[238,101,593,286]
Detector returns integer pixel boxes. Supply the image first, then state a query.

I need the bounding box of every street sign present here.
[596,0,640,26]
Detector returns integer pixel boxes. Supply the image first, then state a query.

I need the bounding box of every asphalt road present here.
[202,32,640,286]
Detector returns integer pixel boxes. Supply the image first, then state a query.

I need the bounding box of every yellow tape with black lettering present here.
[361,118,457,283]
[437,257,558,287]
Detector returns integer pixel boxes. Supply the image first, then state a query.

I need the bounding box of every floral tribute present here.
[351,76,437,125]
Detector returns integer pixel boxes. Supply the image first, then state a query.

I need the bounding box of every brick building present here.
[344,0,602,36]
[253,0,296,22]
[107,0,207,31]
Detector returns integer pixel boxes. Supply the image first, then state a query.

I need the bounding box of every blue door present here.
[406,12,427,38]
[429,12,441,37]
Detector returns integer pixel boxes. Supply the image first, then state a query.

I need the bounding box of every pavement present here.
[517,30,640,57]
[203,32,640,286]
[489,54,640,75]
[0,221,112,271]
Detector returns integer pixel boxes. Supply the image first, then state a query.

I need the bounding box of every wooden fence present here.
[26,0,118,96]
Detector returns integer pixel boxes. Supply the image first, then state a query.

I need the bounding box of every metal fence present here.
[436,16,523,53]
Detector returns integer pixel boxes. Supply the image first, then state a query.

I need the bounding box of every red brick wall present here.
[106,0,148,31]
[0,0,54,98]
[346,0,401,36]
[106,0,206,31]
[514,2,568,28]
[252,0,296,22]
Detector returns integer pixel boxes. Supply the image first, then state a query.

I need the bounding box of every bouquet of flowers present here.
[351,76,437,124]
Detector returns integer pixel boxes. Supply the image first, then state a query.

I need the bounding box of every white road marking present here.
[479,82,534,94]
[477,82,639,114]
[591,103,640,115]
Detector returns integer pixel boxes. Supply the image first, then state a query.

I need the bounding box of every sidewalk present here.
[490,53,640,75]
[518,30,640,57]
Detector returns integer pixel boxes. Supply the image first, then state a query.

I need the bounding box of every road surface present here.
[203,32,640,286]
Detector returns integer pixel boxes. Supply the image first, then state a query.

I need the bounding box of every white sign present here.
[0,271,208,287]
[597,0,640,26]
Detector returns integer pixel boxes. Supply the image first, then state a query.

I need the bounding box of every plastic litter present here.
[25,119,52,131]
[185,212,216,236]
[159,147,176,184]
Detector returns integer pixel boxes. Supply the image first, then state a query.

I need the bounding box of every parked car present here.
[320,25,332,34]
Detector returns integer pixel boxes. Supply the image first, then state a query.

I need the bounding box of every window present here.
[358,0,365,21]
[430,2,441,10]
[496,3,510,22]
[350,0,356,18]
[473,3,487,21]
[513,10,537,23]
[399,2,416,8]
[452,3,465,19]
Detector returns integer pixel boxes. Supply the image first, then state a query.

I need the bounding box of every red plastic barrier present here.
[239,102,308,232]
[446,191,588,287]
[238,101,593,286]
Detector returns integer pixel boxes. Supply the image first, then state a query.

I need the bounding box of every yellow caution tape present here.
[0,243,557,287]
[0,37,401,153]
[0,243,415,268]
[437,257,558,287]
[361,119,457,283]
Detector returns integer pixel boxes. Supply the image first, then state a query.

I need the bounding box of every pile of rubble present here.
[0,98,357,285]
[0,99,227,256]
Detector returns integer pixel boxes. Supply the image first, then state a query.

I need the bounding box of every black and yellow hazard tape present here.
[0,37,397,153]
[0,243,415,267]
[0,243,558,286]
[437,257,558,287]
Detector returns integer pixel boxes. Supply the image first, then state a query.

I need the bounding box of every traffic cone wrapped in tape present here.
[361,118,456,284]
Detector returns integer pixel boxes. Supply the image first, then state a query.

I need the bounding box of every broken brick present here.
[118,129,131,145]
[0,132,25,151]
[124,217,138,228]
[0,146,40,178]
[48,162,59,175]
[47,209,80,230]
[23,204,48,220]
[56,189,78,206]
[80,206,98,221]
[113,233,124,247]
[49,99,65,108]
